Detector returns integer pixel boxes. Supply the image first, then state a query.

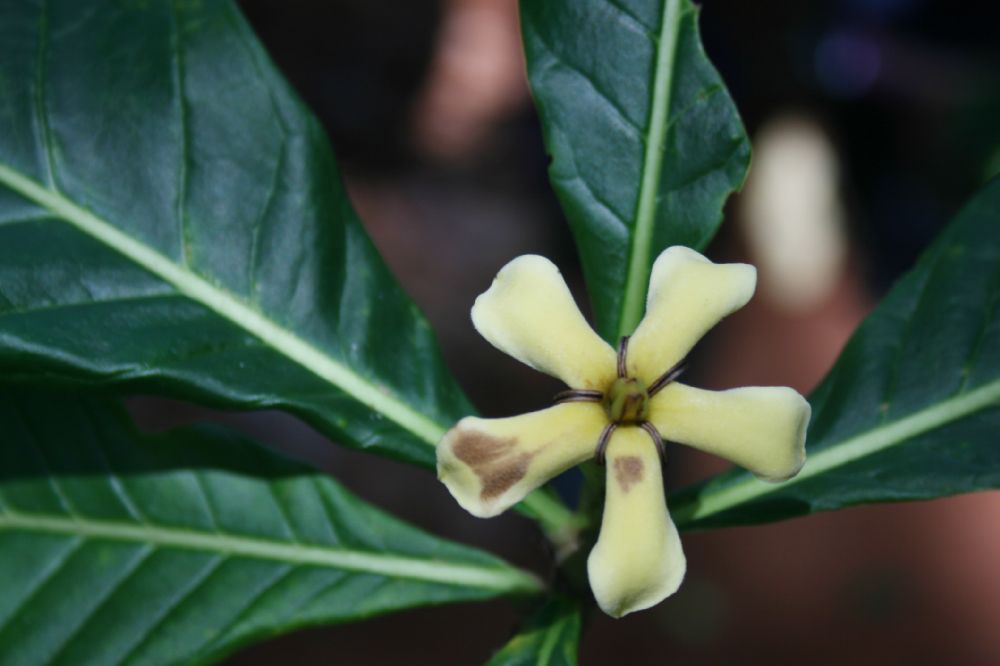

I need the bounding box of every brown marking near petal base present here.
[613,456,644,493]
[453,431,534,500]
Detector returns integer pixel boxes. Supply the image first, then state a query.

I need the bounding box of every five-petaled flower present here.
[437,246,810,618]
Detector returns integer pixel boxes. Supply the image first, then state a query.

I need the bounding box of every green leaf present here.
[0,390,541,665]
[0,0,466,471]
[0,0,575,533]
[671,178,1000,529]
[485,599,581,666]
[520,0,750,341]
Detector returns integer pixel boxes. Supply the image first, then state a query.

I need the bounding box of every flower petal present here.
[472,255,617,389]
[437,402,607,517]
[649,383,810,481]
[587,427,685,618]
[627,247,756,384]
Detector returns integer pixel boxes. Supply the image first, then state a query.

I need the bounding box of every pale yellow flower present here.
[437,246,809,617]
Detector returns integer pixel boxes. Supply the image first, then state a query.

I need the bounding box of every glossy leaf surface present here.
[0,391,541,665]
[485,599,581,666]
[521,0,750,340]
[672,178,1000,529]
[0,0,470,469]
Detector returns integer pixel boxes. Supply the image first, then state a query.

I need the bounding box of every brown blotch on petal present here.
[453,431,534,501]
[613,455,644,493]
[453,432,514,466]
[480,454,532,500]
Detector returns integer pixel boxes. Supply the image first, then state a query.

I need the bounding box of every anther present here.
[553,388,604,404]
[616,336,630,378]
[647,357,688,396]
[640,422,668,463]
[594,423,617,466]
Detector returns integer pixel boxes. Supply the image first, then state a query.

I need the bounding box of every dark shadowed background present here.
[128,0,1000,663]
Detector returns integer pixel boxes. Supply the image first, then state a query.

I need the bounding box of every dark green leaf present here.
[672,178,1000,529]
[521,0,750,341]
[0,0,574,531]
[0,0,467,469]
[0,390,542,665]
[485,599,581,666]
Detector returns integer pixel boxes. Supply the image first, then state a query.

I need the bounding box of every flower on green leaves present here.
[437,246,810,617]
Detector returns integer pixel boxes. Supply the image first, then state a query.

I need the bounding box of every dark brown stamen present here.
[640,422,667,462]
[647,357,688,396]
[553,389,604,404]
[594,423,617,466]
[616,336,630,378]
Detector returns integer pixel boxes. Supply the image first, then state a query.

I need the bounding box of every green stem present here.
[517,489,587,554]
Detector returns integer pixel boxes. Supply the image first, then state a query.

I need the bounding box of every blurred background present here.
[132,0,1000,663]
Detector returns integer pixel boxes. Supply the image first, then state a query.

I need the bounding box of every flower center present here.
[550,336,688,465]
[604,376,650,424]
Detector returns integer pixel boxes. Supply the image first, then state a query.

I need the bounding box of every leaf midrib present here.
[0,163,580,535]
[0,507,542,593]
[0,163,446,446]
[616,0,684,339]
[535,611,574,666]
[672,377,1000,524]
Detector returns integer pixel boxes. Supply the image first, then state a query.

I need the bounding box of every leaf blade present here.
[0,0,462,468]
[520,0,750,341]
[0,0,577,534]
[0,391,542,666]
[0,163,446,448]
[485,599,581,666]
[671,178,1000,528]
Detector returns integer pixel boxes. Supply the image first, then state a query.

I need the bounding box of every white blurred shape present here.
[741,115,847,312]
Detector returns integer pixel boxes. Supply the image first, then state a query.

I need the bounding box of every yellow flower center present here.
[604,376,650,424]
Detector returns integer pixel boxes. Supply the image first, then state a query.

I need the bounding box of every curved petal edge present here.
[628,247,756,384]
[471,255,616,390]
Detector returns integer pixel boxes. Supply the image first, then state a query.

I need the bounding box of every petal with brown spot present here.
[437,401,607,517]
[452,433,533,501]
[588,427,685,618]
